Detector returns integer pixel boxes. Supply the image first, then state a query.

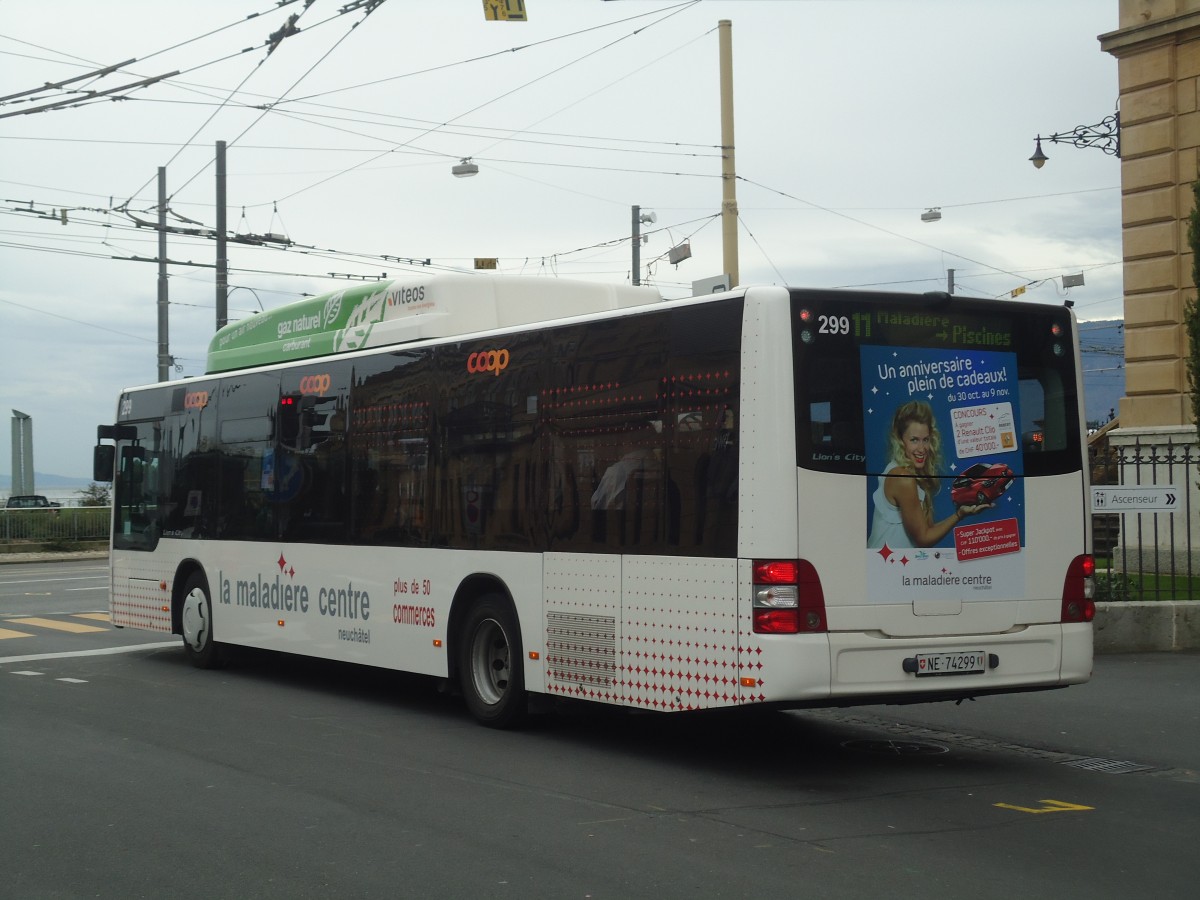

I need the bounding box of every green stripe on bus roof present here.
[206,282,389,373]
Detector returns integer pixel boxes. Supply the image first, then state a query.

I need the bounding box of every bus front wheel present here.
[458,595,526,728]
[180,572,222,669]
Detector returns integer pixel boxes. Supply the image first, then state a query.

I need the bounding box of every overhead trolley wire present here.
[123,0,357,206]
[270,0,701,204]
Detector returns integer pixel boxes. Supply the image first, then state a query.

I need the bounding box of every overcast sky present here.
[1,0,1122,480]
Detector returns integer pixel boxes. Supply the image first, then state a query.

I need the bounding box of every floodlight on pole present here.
[452,158,479,177]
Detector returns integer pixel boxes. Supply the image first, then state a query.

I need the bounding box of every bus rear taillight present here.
[752,559,828,634]
[1061,554,1096,623]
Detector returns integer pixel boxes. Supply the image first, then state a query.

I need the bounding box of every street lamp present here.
[452,158,479,177]
[1030,111,1120,169]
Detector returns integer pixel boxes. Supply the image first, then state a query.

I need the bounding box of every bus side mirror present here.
[93,445,115,482]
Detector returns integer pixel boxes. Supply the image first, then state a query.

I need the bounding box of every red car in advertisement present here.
[951,462,1015,507]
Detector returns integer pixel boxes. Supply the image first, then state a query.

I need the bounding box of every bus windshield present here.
[792,290,1083,480]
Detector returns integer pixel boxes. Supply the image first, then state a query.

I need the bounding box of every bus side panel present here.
[131,542,546,684]
[544,553,741,711]
[620,555,740,711]
[543,552,623,705]
[737,287,800,559]
[111,551,174,633]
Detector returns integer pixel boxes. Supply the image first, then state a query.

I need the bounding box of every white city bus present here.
[94,273,1094,727]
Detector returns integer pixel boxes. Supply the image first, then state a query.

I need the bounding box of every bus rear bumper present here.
[823,623,1091,700]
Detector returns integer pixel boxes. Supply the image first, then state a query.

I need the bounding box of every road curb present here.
[1094,601,1200,653]
[0,550,108,564]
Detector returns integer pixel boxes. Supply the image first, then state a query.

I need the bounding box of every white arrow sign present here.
[1091,485,1180,513]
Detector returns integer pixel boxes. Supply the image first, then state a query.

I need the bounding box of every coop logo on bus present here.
[467,349,509,376]
[184,390,209,409]
[298,374,331,395]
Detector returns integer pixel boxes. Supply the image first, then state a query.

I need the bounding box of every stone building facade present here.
[1101,0,1200,437]
[1098,1,1200,570]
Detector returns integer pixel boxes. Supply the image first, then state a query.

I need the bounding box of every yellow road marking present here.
[0,627,34,640]
[74,613,111,623]
[6,617,107,634]
[994,799,1094,814]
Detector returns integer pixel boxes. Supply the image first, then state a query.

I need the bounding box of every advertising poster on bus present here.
[861,344,1025,603]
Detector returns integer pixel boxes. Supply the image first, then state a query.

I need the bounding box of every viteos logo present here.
[184,390,209,409]
[467,349,510,376]
[298,374,331,395]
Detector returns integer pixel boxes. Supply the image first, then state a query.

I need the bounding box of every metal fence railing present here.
[1090,438,1197,602]
[0,506,112,545]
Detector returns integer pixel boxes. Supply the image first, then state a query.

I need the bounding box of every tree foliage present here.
[76,482,110,506]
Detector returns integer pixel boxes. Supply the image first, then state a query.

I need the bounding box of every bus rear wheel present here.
[458,595,526,728]
[180,571,222,669]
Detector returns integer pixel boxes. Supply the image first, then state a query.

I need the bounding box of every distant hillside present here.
[0,472,95,490]
[1079,319,1125,426]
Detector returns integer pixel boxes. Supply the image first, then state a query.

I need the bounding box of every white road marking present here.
[0,642,178,664]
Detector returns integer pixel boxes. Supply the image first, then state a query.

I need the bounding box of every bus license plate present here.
[915,650,986,677]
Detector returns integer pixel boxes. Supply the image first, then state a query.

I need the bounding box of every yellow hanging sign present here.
[483,0,527,21]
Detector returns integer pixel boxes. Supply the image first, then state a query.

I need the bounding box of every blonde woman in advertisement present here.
[867,400,987,548]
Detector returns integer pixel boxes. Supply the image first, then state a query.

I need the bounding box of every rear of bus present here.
[777,288,1092,705]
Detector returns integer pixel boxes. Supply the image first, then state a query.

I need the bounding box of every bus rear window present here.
[792,291,1082,478]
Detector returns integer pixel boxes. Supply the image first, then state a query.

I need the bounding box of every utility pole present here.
[632,205,642,286]
[631,206,656,286]
[216,140,228,330]
[718,19,739,288]
[156,167,170,382]
[947,268,956,294]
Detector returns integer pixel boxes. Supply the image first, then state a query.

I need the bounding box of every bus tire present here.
[458,594,526,728]
[180,571,222,669]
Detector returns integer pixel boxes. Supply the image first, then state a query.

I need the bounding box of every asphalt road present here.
[2,559,1198,899]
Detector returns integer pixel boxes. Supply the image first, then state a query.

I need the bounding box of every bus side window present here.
[348,350,433,547]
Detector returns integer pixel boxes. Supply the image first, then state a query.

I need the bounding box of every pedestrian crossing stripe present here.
[8,617,107,634]
[0,614,111,639]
